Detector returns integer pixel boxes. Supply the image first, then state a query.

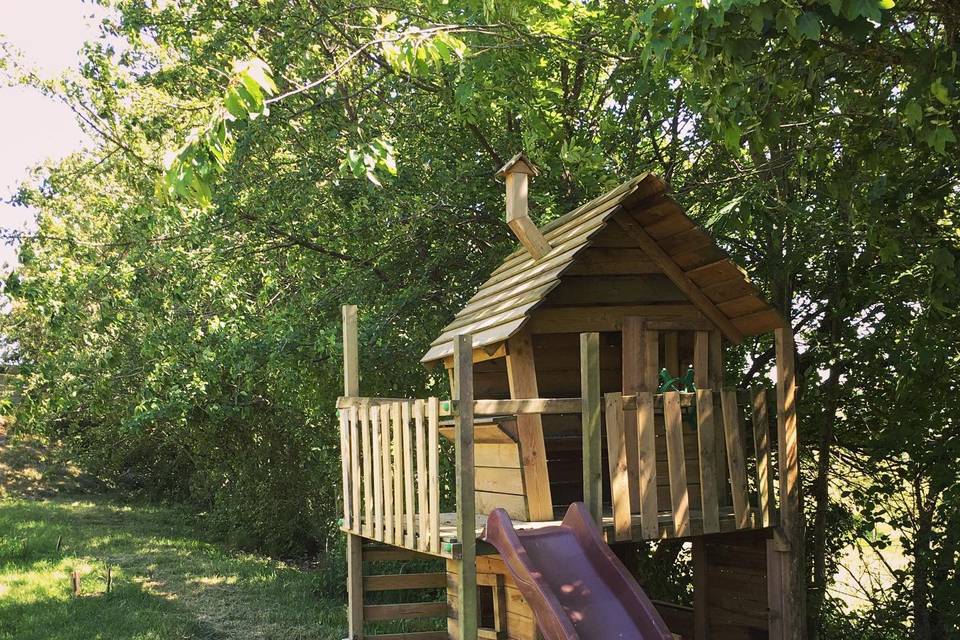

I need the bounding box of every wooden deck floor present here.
[345,506,765,559]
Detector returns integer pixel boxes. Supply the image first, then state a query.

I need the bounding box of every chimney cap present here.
[496,152,540,178]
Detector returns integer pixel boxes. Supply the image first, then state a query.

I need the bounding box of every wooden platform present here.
[342,507,764,559]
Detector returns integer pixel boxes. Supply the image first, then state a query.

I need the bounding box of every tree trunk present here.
[912,480,935,640]
[809,359,840,640]
[809,202,852,639]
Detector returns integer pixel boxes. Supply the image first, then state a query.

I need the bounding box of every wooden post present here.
[775,329,801,542]
[505,331,553,520]
[692,539,708,640]
[343,305,359,397]
[775,327,806,640]
[454,334,478,640]
[342,304,364,640]
[580,332,602,524]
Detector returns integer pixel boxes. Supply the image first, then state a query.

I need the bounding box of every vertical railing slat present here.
[752,388,775,527]
[696,389,720,534]
[663,391,690,537]
[382,402,394,542]
[694,331,719,534]
[339,409,352,531]
[392,401,404,546]
[605,392,631,540]
[428,397,441,554]
[360,403,373,538]
[371,405,384,541]
[414,399,429,551]
[721,389,750,528]
[709,330,729,508]
[637,390,659,539]
[580,333,602,524]
[350,405,361,534]
[402,400,415,548]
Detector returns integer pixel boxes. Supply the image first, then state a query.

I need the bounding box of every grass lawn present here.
[0,425,348,640]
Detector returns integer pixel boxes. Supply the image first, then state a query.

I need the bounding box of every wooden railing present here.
[605,387,777,541]
[339,385,779,545]
[339,398,442,554]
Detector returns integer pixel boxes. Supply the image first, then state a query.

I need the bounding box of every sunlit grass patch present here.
[0,497,346,639]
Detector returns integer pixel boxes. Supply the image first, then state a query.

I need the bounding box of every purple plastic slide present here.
[481,502,674,640]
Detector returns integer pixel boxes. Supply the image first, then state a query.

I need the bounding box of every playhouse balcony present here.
[337,383,785,559]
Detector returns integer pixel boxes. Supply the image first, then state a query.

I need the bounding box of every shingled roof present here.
[421,172,783,364]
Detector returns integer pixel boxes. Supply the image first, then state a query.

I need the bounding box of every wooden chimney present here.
[498,153,552,260]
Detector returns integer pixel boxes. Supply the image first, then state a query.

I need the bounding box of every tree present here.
[2,1,957,635]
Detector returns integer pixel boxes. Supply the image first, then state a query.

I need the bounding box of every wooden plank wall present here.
[475,425,528,521]
[342,399,442,554]
[447,556,542,640]
[361,545,448,640]
[702,531,772,640]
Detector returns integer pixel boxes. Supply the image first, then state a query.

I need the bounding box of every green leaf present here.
[224,89,246,120]
[239,59,277,95]
[903,101,923,128]
[927,125,956,154]
[796,12,821,41]
[454,82,474,105]
[846,0,882,22]
[748,5,774,34]
[723,122,742,151]
[930,78,951,106]
[775,7,798,34]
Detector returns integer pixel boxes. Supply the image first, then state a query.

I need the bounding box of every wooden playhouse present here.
[337,158,804,640]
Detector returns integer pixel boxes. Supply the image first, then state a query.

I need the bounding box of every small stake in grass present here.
[55,535,62,553]
[106,567,112,594]
[71,571,80,597]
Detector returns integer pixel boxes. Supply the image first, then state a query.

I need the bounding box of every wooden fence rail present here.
[340,398,442,554]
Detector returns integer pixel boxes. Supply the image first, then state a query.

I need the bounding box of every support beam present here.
[505,331,553,520]
[342,304,363,639]
[775,327,806,640]
[343,305,359,397]
[441,341,507,369]
[347,536,364,639]
[454,334,478,640]
[692,538,708,640]
[775,328,801,542]
[580,332,602,524]
[613,215,745,343]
